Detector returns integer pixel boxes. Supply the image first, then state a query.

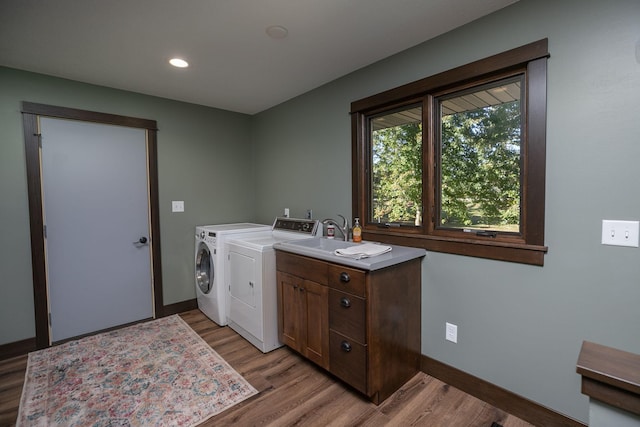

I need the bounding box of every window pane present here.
[370,105,422,226]
[438,77,522,233]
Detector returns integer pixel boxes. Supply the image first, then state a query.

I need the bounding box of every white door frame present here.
[22,102,164,349]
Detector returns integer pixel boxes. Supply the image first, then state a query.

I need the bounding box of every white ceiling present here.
[0,0,517,115]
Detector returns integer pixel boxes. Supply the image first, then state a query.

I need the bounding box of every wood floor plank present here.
[0,309,534,427]
[0,355,27,426]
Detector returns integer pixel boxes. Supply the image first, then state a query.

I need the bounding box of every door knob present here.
[133,236,148,245]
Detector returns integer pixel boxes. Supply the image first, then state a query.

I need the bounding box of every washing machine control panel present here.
[197,230,217,245]
[203,232,217,246]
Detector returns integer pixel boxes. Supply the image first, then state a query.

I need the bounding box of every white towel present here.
[334,243,392,260]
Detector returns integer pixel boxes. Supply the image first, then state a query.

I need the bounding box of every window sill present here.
[362,229,548,266]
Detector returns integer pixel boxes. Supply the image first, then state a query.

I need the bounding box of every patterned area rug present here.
[17,315,257,426]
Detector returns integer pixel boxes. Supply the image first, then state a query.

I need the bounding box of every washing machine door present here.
[195,242,213,294]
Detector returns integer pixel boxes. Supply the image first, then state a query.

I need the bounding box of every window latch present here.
[476,231,498,238]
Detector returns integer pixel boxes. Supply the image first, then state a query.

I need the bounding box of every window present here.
[370,104,423,226]
[436,75,523,234]
[351,40,549,265]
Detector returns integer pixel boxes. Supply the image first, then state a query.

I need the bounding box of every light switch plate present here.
[172,201,184,212]
[601,220,639,247]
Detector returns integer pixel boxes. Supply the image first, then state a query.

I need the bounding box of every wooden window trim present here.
[351,39,549,266]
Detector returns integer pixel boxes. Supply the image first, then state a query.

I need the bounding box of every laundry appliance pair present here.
[194,218,320,352]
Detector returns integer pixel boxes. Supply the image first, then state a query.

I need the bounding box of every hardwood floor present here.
[0,309,533,426]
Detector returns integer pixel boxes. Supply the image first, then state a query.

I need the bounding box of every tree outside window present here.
[370,105,422,226]
[438,77,523,233]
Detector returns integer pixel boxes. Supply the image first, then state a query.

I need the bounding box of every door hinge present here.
[48,312,52,325]
[43,224,47,238]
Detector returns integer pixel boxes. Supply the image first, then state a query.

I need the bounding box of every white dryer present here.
[226,218,320,352]
[194,223,271,325]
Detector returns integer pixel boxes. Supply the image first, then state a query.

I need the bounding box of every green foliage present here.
[370,100,521,231]
[440,101,521,230]
[371,121,422,223]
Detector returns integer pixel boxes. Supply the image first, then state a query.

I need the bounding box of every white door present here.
[40,117,153,342]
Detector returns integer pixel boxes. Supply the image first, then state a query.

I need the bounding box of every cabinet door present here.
[301,279,329,369]
[277,271,303,351]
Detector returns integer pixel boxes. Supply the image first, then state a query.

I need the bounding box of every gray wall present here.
[1,0,639,423]
[252,0,640,423]
[0,68,256,343]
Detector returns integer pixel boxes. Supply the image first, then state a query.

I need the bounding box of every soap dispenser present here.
[352,217,362,243]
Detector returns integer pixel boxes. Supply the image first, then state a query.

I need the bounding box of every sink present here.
[283,238,361,253]
[274,237,426,271]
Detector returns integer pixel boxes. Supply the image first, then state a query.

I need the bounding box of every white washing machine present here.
[194,223,271,325]
[225,217,320,352]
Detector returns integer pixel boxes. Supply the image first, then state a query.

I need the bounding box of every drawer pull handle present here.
[340,297,351,308]
[341,341,352,352]
[339,272,350,283]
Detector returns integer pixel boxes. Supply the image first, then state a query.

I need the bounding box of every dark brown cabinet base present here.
[276,250,422,404]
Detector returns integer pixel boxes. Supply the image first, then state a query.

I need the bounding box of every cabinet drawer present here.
[276,251,328,285]
[328,264,365,297]
[329,289,365,343]
[329,331,367,393]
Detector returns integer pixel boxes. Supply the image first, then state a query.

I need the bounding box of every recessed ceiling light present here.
[266,25,288,39]
[169,58,189,68]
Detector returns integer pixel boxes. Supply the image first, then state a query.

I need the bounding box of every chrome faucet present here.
[322,214,350,241]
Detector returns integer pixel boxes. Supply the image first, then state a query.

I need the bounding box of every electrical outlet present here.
[601,220,639,247]
[306,209,313,219]
[446,322,458,343]
[284,208,289,218]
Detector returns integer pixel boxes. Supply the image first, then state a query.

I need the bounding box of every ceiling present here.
[0,0,517,115]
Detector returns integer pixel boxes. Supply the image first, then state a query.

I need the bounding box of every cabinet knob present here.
[341,341,352,352]
[340,297,351,308]
[339,272,350,283]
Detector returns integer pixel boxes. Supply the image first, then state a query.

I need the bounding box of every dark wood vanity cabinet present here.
[276,250,422,404]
